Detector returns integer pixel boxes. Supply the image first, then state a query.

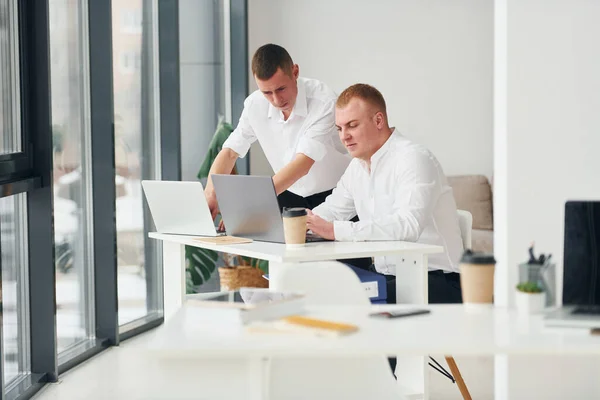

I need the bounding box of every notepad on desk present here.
[187,288,304,324]
[194,236,253,245]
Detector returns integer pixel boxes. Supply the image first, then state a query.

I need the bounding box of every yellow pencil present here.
[282,315,359,334]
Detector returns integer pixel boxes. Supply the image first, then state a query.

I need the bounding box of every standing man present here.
[307,84,464,304]
[203,44,351,215]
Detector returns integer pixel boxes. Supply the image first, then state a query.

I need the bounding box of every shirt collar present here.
[267,78,307,120]
[359,128,399,171]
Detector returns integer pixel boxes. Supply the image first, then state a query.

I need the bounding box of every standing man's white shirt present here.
[312,130,464,273]
[222,77,351,197]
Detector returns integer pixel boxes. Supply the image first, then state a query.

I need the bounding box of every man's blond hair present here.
[336,84,387,116]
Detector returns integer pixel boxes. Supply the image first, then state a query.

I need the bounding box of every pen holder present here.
[518,262,556,307]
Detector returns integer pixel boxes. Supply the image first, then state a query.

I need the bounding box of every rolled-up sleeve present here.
[222,105,256,158]
[312,168,358,240]
[296,100,336,162]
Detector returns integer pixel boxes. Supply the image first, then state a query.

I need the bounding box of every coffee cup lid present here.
[460,249,496,264]
[282,207,307,218]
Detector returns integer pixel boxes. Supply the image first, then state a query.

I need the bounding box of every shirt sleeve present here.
[222,104,257,158]
[295,100,336,162]
[333,151,443,242]
[312,167,357,229]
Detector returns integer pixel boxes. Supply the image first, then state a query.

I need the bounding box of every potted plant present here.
[515,281,546,314]
[186,118,268,293]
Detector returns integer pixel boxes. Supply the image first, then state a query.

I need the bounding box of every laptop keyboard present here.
[572,305,600,315]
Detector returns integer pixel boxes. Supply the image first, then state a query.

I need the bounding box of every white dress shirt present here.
[222,77,351,197]
[312,130,464,274]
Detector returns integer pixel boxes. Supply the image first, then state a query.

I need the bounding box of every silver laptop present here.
[211,175,329,243]
[544,201,600,328]
[141,180,224,236]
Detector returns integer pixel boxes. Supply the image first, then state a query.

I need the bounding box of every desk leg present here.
[247,357,271,400]
[162,241,186,320]
[394,253,429,400]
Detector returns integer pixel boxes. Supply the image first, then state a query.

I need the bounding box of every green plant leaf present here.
[185,245,219,292]
[197,119,234,180]
[516,281,543,293]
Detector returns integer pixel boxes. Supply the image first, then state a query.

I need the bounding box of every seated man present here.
[307,83,464,304]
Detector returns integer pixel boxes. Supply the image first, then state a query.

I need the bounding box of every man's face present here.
[335,98,382,161]
[255,66,299,115]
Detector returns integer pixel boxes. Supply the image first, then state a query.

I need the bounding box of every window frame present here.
[0,0,185,398]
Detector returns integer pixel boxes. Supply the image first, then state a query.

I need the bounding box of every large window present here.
[112,0,162,328]
[0,0,179,397]
[1,194,31,387]
[0,0,21,154]
[48,0,95,355]
[0,0,31,390]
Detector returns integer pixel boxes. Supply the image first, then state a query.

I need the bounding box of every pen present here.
[528,242,536,264]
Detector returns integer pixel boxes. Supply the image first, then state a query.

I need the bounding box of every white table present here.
[150,232,443,399]
[142,303,600,400]
[149,232,443,318]
[148,304,600,357]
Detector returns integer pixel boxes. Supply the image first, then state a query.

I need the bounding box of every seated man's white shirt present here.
[222,77,351,198]
[312,130,464,273]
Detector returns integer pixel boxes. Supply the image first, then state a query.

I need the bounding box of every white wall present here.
[500,0,600,307]
[247,0,493,178]
[494,1,600,398]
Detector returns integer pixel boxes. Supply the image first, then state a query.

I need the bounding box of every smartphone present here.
[370,309,430,319]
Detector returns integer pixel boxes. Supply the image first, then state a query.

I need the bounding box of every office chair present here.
[273,261,410,400]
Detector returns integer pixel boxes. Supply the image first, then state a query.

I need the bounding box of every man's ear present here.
[292,64,299,80]
[374,112,385,129]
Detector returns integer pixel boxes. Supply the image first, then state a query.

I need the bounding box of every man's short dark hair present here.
[251,44,294,80]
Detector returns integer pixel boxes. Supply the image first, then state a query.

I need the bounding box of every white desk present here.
[148,304,600,357]
[142,304,600,400]
[149,232,443,318]
[150,232,443,399]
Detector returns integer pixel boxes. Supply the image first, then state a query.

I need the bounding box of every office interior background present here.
[0,0,599,399]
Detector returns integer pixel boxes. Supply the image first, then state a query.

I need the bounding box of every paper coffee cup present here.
[282,207,307,245]
[459,250,496,304]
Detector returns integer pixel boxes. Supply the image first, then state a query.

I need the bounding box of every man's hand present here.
[306,209,335,240]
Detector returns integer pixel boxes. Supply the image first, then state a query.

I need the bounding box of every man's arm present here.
[273,100,338,194]
[204,148,239,216]
[272,154,314,195]
[204,103,257,218]
[307,169,357,240]
[334,152,443,242]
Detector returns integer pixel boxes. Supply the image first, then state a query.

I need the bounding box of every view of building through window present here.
[48,0,156,346]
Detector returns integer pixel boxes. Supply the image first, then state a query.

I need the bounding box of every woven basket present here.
[218,258,268,291]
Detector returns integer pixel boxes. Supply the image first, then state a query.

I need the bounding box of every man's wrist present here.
[328,222,336,240]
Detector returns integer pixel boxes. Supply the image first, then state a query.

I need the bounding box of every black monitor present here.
[563,201,600,306]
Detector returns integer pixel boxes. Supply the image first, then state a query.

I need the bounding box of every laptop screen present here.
[563,201,600,305]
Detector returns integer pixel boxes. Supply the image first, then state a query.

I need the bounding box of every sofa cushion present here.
[447,175,493,231]
[472,229,494,253]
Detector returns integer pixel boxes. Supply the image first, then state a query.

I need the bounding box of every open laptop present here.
[141,180,224,236]
[544,200,600,328]
[211,174,330,244]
